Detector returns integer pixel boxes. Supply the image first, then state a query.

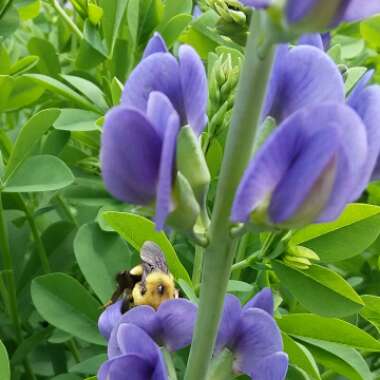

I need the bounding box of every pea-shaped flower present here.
[98,323,168,380]
[214,288,288,380]
[101,33,208,230]
[232,44,380,227]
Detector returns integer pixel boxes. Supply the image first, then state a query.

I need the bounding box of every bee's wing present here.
[140,241,168,273]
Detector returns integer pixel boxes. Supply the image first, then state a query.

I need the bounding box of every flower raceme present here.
[100,33,208,231]
[97,290,286,380]
[231,44,380,228]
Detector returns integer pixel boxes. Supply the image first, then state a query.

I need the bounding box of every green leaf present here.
[282,333,321,380]
[61,74,108,111]
[11,327,53,365]
[162,0,192,24]
[272,261,363,317]
[289,204,380,263]
[4,155,74,193]
[278,313,380,351]
[0,340,10,380]
[22,73,101,112]
[9,55,39,75]
[227,280,253,293]
[0,5,19,37]
[286,365,311,380]
[31,273,105,345]
[100,0,128,53]
[51,375,81,380]
[360,295,380,333]
[69,353,106,375]
[127,0,140,49]
[300,338,372,380]
[74,223,131,303]
[5,108,60,179]
[344,67,367,95]
[177,278,198,304]
[361,15,380,48]
[159,14,192,48]
[28,37,60,76]
[54,108,100,132]
[102,211,191,285]
[0,75,45,112]
[76,21,108,70]
[16,0,41,20]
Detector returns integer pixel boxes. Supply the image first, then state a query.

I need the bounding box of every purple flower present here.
[232,44,380,227]
[215,288,288,380]
[101,33,207,229]
[286,0,380,29]
[239,0,272,8]
[98,323,168,380]
[98,299,197,354]
[348,71,380,185]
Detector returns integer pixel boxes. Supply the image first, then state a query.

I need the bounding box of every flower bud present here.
[283,245,320,270]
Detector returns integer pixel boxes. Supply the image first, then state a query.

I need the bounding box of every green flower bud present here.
[177,126,211,207]
[88,2,103,25]
[283,245,320,270]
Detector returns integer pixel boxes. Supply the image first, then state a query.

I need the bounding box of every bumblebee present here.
[105,241,178,313]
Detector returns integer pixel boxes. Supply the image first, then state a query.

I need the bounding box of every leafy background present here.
[1,0,380,379]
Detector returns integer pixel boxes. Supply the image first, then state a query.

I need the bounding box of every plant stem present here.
[231,234,250,279]
[0,193,22,341]
[192,245,204,288]
[184,12,276,380]
[52,0,83,40]
[19,196,51,274]
[231,249,261,273]
[55,195,78,227]
[162,348,178,380]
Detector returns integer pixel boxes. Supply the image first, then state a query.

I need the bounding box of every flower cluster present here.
[231,42,380,228]
[101,33,208,230]
[98,298,196,380]
[97,289,287,380]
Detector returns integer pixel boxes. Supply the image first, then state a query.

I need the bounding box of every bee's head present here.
[133,272,178,309]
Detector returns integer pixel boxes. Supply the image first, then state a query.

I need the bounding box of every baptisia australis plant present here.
[101,33,210,232]
[98,3,380,380]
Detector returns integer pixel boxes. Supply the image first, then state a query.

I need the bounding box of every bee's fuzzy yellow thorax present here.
[132,271,177,309]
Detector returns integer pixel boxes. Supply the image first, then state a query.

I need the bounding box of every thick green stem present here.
[184,12,276,380]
